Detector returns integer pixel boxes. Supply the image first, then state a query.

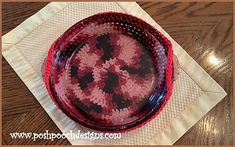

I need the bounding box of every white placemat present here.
[2,2,227,145]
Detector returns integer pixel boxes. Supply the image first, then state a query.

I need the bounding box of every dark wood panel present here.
[2,2,233,145]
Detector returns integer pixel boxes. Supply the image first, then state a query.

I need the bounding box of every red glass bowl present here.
[44,12,173,132]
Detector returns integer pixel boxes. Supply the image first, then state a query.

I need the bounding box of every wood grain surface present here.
[2,2,233,145]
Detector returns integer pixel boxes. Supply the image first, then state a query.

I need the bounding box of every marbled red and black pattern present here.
[60,33,157,126]
[45,12,173,132]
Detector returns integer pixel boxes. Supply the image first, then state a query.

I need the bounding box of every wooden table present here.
[2,2,233,145]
